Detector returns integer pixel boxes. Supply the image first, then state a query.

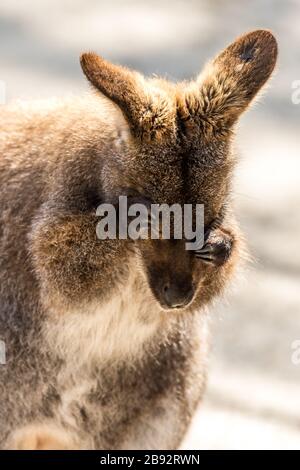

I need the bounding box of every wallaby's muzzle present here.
[161,280,195,310]
[148,269,195,310]
[138,239,196,310]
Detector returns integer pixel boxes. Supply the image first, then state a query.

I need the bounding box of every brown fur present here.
[0,30,277,449]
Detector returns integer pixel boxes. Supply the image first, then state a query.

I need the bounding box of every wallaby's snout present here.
[162,279,195,310]
[139,239,195,310]
[149,266,195,310]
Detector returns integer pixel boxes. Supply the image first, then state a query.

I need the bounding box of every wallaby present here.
[0,30,277,450]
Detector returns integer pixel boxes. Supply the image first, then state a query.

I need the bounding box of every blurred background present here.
[0,0,299,450]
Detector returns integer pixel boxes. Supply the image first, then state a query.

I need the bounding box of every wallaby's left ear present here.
[80,52,148,133]
[80,53,175,140]
[180,30,278,132]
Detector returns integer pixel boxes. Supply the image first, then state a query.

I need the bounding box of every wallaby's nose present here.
[162,283,195,309]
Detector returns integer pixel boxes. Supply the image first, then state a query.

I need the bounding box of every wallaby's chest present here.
[49,338,188,449]
[39,289,150,446]
[44,272,161,368]
[41,284,192,449]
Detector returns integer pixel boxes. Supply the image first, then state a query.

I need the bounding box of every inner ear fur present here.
[179,30,278,133]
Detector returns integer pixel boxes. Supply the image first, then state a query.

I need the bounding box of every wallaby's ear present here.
[80,53,147,132]
[80,53,175,140]
[179,30,278,134]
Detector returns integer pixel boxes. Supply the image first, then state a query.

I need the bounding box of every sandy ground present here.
[0,0,299,450]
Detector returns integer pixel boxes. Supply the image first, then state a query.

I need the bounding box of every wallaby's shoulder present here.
[0,92,130,206]
[0,93,125,156]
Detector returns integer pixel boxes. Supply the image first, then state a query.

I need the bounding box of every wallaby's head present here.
[81,30,277,311]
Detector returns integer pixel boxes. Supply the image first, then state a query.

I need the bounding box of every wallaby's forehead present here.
[120,138,233,214]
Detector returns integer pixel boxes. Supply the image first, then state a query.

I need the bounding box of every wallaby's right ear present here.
[81,53,175,140]
[178,30,278,134]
